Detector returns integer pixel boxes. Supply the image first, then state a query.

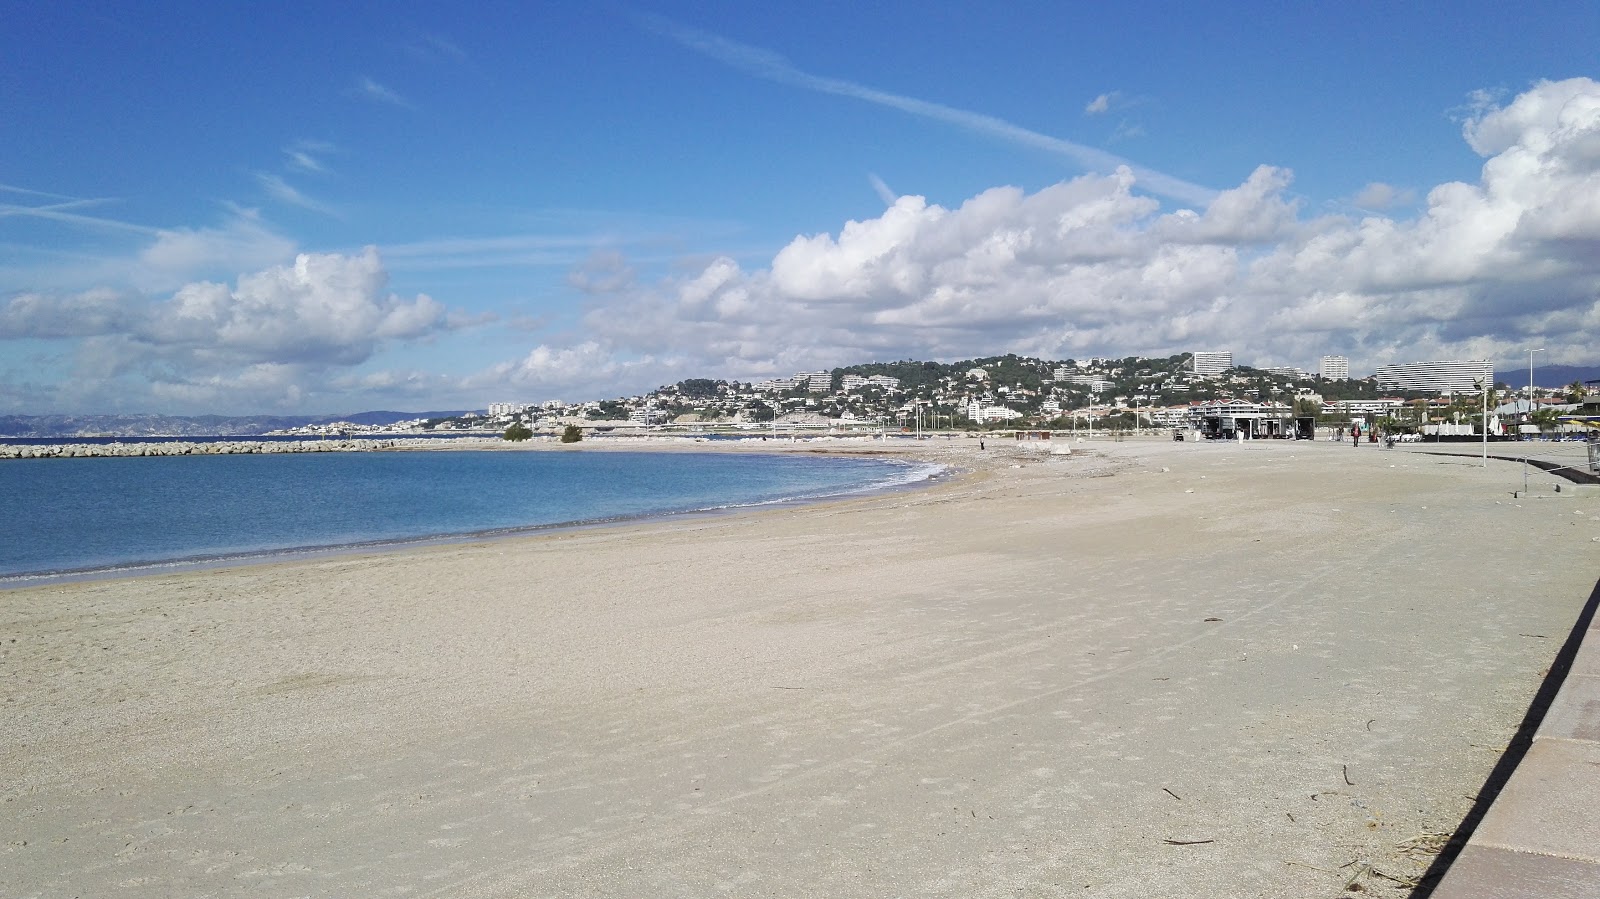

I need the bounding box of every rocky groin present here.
[0,437,499,459]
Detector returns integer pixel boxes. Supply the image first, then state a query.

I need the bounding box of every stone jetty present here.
[0,437,500,459]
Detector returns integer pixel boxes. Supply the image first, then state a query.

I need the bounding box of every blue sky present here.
[3,1,1599,414]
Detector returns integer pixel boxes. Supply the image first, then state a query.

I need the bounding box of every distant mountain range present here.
[0,412,471,439]
[1492,364,1600,390]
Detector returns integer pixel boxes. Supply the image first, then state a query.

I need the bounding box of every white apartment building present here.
[965,399,1022,423]
[1061,374,1112,393]
[839,374,899,392]
[1325,398,1406,415]
[796,371,832,392]
[487,402,532,416]
[1372,360,1493,394]
[1191,351,1233,377]
[1320,355,1350,380]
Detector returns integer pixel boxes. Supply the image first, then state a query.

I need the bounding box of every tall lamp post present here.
[1526,348,1544,493]
[1480,377,1489,468]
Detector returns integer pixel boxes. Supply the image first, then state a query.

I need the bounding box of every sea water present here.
[0,449,940,581]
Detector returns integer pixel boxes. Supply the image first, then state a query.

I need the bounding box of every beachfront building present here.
[1147,406,1192,427]
[1373,360,1493,394]
[1324,398,1406,416]
[1186,398,1295,439]
[1191,351,1233,377]
[1320,355,1350,380]
[965,399,1023,423]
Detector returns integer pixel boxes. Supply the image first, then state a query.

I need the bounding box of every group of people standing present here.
[1338,423,1383,445]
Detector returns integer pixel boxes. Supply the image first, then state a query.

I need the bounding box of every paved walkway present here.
[1413,440,1600,897]
[1428,581,1600,898]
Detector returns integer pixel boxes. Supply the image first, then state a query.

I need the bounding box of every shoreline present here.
[1,446,958,588]
[4,437,1595,897]
[0,442,959,587]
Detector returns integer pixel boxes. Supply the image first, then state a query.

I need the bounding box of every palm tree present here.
[1530,406,1561,436]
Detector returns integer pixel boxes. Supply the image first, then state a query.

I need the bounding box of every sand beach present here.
[3,436,1596,897]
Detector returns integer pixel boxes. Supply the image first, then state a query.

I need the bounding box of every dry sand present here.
[3,436,1597,898]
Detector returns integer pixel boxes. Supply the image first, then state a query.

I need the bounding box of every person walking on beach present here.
[1350,422,1360,446]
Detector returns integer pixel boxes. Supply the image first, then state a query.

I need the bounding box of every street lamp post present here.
[1477,379,1488,467]
[1526,348,1544,494]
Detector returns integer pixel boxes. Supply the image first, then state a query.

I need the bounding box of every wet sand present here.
[3,436,1596,897]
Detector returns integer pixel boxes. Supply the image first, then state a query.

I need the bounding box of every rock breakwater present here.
[0,437,500,459]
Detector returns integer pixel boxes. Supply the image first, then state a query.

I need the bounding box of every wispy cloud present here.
[353,76,411,108]
[0,182,87,201]
[284,139,336,174]
[400,32,467,62]
[868,173,898,206]
[254,173,337,217]
[0,197,158,236]
[1085,92,1119,115]
[640,15,1217,208]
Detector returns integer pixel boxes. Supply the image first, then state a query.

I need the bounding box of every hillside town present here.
[275,352,1600,440]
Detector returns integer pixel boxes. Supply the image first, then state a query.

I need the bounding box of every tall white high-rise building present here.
[1320,355,1350,380]
[1191,351,1233,377]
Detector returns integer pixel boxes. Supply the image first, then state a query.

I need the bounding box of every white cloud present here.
[520,78,1600,385]
[868,173,898,206]
[255,173,336,216]
[0,288,135,338]
[353,76,411,108]
[1350,182,1417,210]
[1085,92,1117,115]
[10,79,1600,414]
[135,209,298,290]
[3,248,468,412]
[140,247,449,365]
[284,140,336,174]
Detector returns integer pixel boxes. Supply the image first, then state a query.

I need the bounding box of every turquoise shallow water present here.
[0,450,940,581]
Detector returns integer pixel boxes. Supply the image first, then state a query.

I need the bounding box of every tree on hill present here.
[560,424,583,443]
[671,378,726,399]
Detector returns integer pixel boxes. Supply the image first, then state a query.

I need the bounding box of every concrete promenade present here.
[1409,439,1600,898]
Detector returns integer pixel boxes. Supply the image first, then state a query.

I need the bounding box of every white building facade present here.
[1372,360,1494,394]
[1320,355,1350,380]
[1191,351,1233,377]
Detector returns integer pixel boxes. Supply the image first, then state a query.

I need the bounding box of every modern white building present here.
[1320,355,1350,380]
[1191,351,1233,377]
[965,399,1022,423]
[796,371,832,393]
[839,374,898,392]
[1372,360,1494,394]
[1061,374,1112,393]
